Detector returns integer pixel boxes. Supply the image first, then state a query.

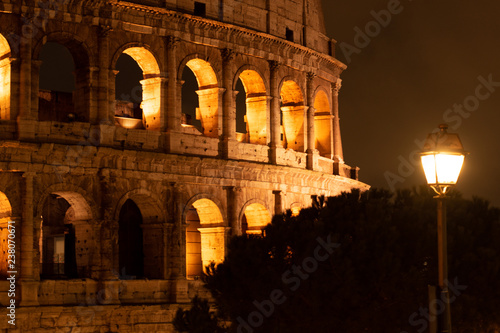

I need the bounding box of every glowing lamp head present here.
[420,124,467,196]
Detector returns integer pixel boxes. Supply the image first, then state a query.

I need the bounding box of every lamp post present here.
[420,124,467,333]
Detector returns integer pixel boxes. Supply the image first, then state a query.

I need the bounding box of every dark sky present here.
[322,0,500,206]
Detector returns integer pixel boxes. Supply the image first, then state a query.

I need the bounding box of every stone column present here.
[19,172,39,306]
[98,26,112,124]
[168,182,189,303]
[8,57,20,120]
[19,35,32,120]
[20,172,34,281]
[220,48,237,158]
[273,190,284,216]
[269,60,282,164]
[198,226,231,270]
[29,59,42,120]
[225,186,242,236]
[100,219,119,280]
[17,34,36,140]
[166,36,180,132]
[332,80,344,162]
[306,72,318,170]
[74,66,95,123]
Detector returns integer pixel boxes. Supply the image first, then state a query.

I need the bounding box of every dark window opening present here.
[40,195,78,279]
[194,2,206,17]
[181,68,202,132]
[119,199,144,279]
[235,78,247,142]
[286,28,294,42]
[115,53,143,120]
[38,42,77,122]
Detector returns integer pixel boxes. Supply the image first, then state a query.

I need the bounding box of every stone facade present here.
[0,0,368,331]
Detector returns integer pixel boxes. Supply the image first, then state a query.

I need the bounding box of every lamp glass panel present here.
[435,153,464,184]
[421,154,464,185]
[421,154,437,184]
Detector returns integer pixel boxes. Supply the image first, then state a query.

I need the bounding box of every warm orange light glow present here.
[314,90,332,157]
[188,199,226,275]
[290,203,301,217]
[186,59,219,137]
[186,208,202,277]
[115,116,144,129]
[0,34,11,120]
[0,191,13,277]
[421,153,465,186]
[239,70,268,145]
[281,80,305,151]
[121,47,162,130]
[243,203,271,235]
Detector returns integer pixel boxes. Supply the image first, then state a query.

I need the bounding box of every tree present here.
[174,295,226,333]
[204,188,500,332]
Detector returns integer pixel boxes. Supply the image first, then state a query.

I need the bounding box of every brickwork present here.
[0,0,367,331]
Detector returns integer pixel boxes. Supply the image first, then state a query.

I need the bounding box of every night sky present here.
[322,0,500,206]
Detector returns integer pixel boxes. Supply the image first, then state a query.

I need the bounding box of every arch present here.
[38,190,94,279]
[0,191,13,277]
[240,200,271,235]
[280,79,305,151]
[192,198,224,225]
[33,32,92,69]
[0,191,12,219]
[114,45,163,130]
[34,33,93,123]
[50,191,93,221]
[185,195,226,278]
[235,67,269,144]
[180,55,220,137]
[0,33,11,120]
[313,89,333,158]
[114,189,165,225]
[290,202,302,217]
[36,184,96,222]
[115,189,166,279]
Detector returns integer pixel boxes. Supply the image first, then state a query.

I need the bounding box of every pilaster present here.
[166,36,181,132]
[269,60,284,164]
[332,80,344,162]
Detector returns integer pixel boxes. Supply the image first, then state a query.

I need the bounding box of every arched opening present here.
[39,192,93,279]
[182,59,219,138]
[280,80,305,151]
[241,203,271,235]
[115,47,162,130]
[0,34,11,120]
[118,199,144,279]
[38,42,76,122]
[314,90,333,158]
[117,193,164,279]
[38,41,90,122]
[186,198,225,278]
[290,203,302,217]
[236,70,268,144]
[114,53,144,129]
[0,191,12,278]
[235,78,247,142]
[181,68,202,133]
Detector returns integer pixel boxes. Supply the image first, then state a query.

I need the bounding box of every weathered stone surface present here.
[0,0,367,331]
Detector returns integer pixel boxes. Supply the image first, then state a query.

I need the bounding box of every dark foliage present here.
[203,188,500,332]
[174,295,226,333]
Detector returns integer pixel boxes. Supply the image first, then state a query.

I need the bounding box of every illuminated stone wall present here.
[0,0,368,331]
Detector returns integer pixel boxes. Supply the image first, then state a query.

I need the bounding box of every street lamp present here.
[420,124,467,333]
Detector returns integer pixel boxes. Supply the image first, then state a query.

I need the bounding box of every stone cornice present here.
[88,1,347,74]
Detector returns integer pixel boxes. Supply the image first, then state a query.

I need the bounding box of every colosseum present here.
[0,0,367,331]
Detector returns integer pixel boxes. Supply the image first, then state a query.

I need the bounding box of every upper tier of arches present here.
[0,1,353,177]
